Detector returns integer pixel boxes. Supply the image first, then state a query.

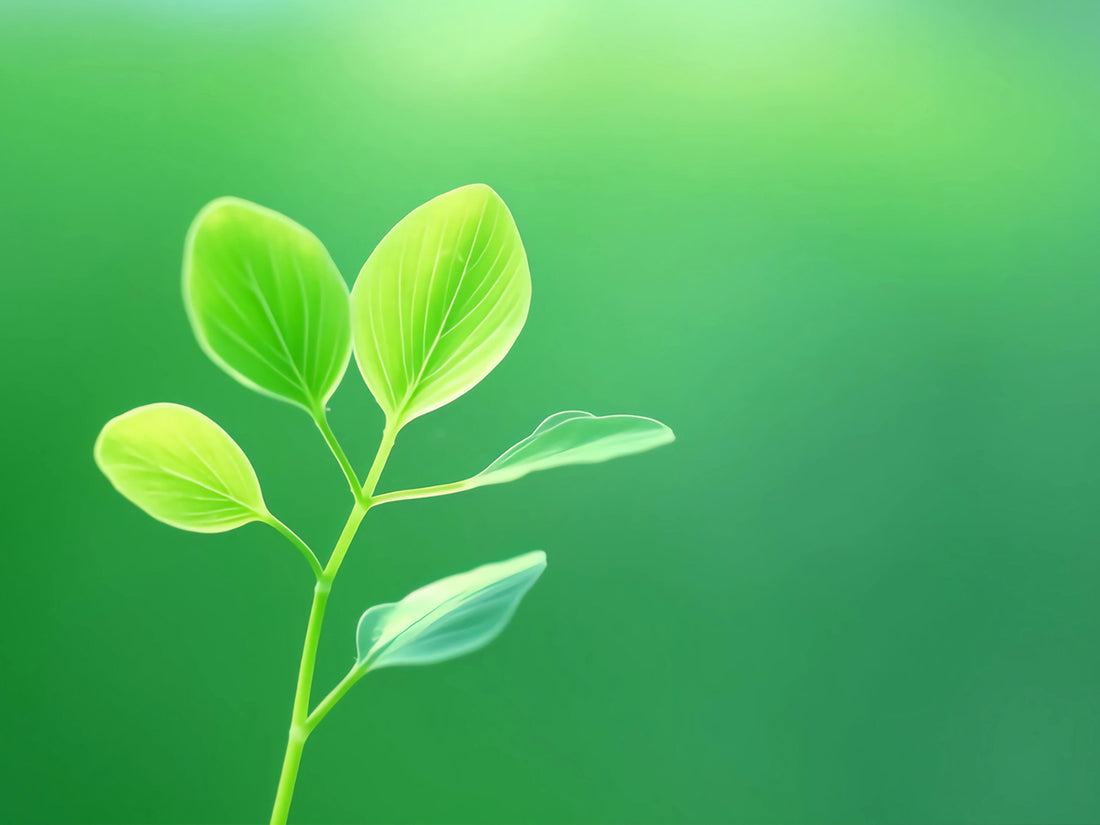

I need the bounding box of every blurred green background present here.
[2,1,1098,823]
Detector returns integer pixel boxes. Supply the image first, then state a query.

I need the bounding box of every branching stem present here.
[269,419,400,825]
[306,664,368,732]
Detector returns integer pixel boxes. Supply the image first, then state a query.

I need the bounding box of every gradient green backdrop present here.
[2,2,1098,823]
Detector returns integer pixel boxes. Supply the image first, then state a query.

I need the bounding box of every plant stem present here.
[269,421,399,825]
[270,576,331,825]
[363,421,399,499]
[270,504,364,825]
[323,422,397,578]
[264,514,323,579]
[312,406,365,504]
[370,478,471,507]
[306,664,367,732]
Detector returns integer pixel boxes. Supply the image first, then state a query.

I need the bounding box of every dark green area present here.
[1,2,1098,823]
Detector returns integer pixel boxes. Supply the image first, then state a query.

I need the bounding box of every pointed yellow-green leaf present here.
[183,197,352,413]
[94,403,268,533]
[471,411,675,488]
[350,184,531,430]
[356,551,546,670]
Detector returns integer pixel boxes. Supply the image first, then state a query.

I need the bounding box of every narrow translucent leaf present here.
[471,411,675,488]
[356,551,546,670]
[94,403,268,533]
[184,197,352,412]
[350,184,531,429]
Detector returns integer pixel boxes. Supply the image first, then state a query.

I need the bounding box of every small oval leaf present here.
[350,184,531,429]
[356,550,546,670]
[94,403,268,533]
[471,411,675,488]
[184,197,352,412]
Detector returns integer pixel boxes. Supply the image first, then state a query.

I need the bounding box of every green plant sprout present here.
[93,184,674,824]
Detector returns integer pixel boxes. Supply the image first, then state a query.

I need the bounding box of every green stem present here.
[270,505,364,825]
[270,731,305,825]
[264,515,323,580]
[270,577,330,825]
[370,478,471,507]
[312,406,365,504]
[270,421,400,824]
[325,421,398,577]
[306,664,368,732]
[363,422,399,498]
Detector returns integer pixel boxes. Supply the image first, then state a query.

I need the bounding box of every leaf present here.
[471,411,675,488]
[94,403,268,533]
[183,197,352,413]
[350,184,531,429]
[356,550,546,670]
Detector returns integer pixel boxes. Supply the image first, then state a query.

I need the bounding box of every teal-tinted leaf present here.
[356,551,546,670]
[184,197,351,413]
[94,403,268,533]
[471,411,675,488]
[350,184,531,430]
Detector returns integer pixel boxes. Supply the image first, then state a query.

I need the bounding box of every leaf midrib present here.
[366,573,523,665]
[394,196,494,420]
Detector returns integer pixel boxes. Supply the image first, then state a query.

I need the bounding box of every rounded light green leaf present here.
[472,411,675,488]
[350,184,531,429]
[184,197,352,413]
[94,403,268,533]
[356,550,546,670]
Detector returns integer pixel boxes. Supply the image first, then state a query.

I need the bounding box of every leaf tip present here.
[455,181,501,199]
[184,196,251,249]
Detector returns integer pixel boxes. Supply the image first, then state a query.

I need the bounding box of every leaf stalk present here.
[264,514,323,580]
[305,664,368,732]
[370,478,472,507]
[311,406,366,505]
